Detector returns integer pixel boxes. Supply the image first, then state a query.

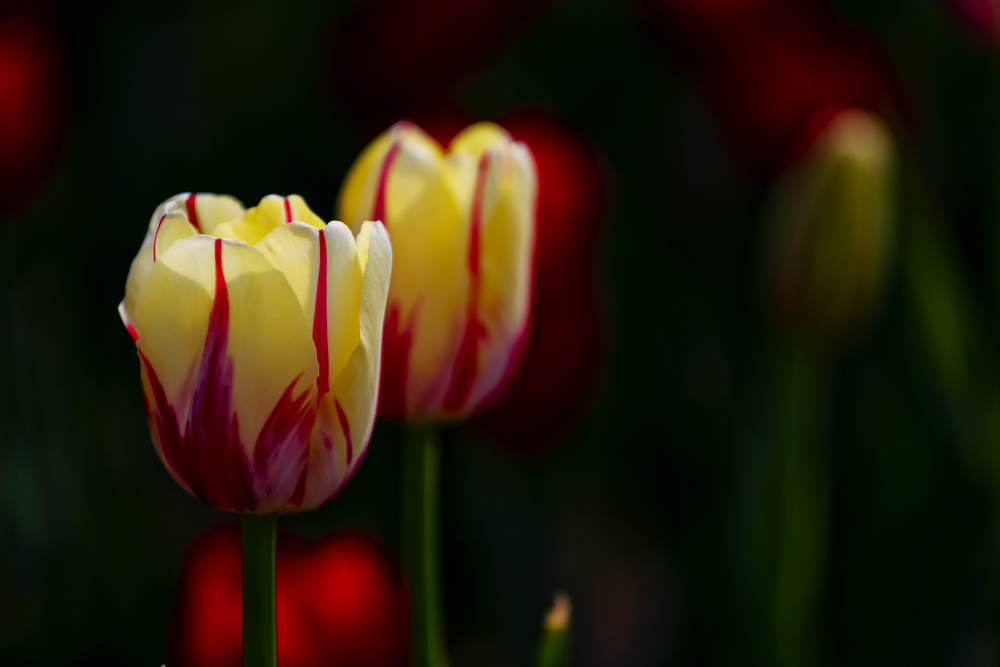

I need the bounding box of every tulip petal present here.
[133,235,318,512]
[213,194,325,246]
[122,193,244,327]
[448,122,511,159]
[292,221,391,511]
[466,144,537,411]
[338,123,443,233]
[256,221,363,389]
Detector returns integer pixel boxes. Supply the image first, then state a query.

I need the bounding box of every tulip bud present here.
[762,107,896,348]
[338,121,538,422]
[119,192,392,512]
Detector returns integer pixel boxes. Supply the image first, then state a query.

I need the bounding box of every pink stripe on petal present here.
[284,197,293,224]
[372,141,402,226]
[313,231,330,399]
[152,214,167,262]
[335,399,353,465]
[186,192,201,232]
[443,152,492,413]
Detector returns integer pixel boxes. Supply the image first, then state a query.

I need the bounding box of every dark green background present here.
[2,0,998,665]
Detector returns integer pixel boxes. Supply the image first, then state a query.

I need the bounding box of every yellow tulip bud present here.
[763,107,896,348]
[338,121,538,422]
[119,192,392,513]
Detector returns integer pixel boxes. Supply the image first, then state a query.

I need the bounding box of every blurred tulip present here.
[476,111,605,448]
[338,122,537,422]
[762,107,897,347]
[645,0,896,175]
[946,0,1000,41]
[0,3,69,216]
[171,526,409,667]
[119,193,391,512]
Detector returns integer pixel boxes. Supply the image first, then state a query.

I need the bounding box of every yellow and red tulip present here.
[119,192,391,513]
[338,122,537,422]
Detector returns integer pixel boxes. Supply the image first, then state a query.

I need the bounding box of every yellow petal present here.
[255,220,363,388]
[448,121,511,158]
[337,122,443,235]
[212,194,324,246]
[122,193,244,327]
[185,192,246,235]
[290,221,391,511]
[133,235,318,512]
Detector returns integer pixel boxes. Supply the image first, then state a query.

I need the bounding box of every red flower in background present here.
[171,527,409,667]
[946,0,1000,42]
[328,0,542,135]
[645,0,898,175]
[0,3,68,216]
[477,111,605,450]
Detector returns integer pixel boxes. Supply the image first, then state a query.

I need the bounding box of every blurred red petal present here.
[0,3,69,215]
[644,0,898,175]
[171,526,408,667]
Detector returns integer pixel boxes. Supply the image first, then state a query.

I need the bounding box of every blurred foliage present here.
[3,0,1000,665]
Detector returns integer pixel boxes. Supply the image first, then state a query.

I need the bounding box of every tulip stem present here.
[241,512,278,667]
[773,344,828,667]
[403,425,447,667]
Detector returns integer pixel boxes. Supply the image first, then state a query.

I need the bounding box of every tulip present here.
[120,192,391,512]
[337,122,536,667]
[171,526,409,667]
[120,192,391,667]
[338,121,537,423]
[762,106,896,348]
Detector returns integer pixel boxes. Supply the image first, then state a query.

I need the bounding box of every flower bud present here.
[762,107,896,347]
[120,193,392,512]
[338,122,538,422]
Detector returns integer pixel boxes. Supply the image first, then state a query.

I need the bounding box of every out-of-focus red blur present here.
[0,3,68,216]
[476,110,605,451]
[946,0,1000,42]
[645,0,897,175]
[328,0,542,136]
[170,527,409,667]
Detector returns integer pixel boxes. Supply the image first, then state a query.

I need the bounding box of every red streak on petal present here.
[284,197,293,224]
[288,467,307,509]
[152,214,167,262]
[313,231,330,400]
[372,140,402,226]
[378,303,414,420]
[138,239,314,512]
[186,192,201,232]
[126,321,139,342]
[253,372,315,486]
[335,399,353,465]
[443,152,492,414]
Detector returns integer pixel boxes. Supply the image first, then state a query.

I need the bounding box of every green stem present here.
[403,425,446,667]
[242,512,277,667]
[773,344,828,667]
